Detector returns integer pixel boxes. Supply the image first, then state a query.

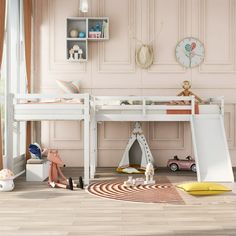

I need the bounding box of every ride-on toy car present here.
[167,155,196,172]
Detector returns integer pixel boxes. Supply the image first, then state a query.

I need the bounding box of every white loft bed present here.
[7,93,90,185]
[7,94,234,185]
[90,95,234,183]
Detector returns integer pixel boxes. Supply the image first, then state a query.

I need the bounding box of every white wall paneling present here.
[34,0,236,167]
[199,0,235,73]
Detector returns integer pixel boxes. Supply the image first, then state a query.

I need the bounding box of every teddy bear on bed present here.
[47,150,83,190]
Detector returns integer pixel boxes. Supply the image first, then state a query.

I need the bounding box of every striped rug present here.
[87,176,184,204]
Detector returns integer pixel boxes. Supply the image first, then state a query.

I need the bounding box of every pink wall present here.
[33,0,236,167]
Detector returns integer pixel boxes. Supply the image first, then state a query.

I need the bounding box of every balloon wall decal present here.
[191,42,196,50]
[185,43,196,52]
[185,44,191,52]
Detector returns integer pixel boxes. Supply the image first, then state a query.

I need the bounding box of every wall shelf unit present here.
[66,17,109,62]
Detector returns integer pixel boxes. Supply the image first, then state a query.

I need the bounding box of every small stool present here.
[26,159,49,181]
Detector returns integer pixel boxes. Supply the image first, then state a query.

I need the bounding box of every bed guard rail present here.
[92,95,196,115]
[11,93,91,121]
[206,96,224,116]
[13,93,90,102]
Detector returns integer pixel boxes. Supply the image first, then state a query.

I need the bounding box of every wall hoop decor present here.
[130,22,163,69]
[135,45,154,69]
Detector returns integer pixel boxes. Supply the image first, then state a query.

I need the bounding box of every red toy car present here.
[167,155,196,172]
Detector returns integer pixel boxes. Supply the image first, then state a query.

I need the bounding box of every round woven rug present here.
[87,177,184,204]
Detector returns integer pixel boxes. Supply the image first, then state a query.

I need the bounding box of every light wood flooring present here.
[0,168,236,236]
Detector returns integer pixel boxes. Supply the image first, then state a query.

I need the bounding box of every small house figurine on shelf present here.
[68,45,84,61]
[144,162,155,184]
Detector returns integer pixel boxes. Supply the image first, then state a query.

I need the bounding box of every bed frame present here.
[7,93,90,185]
[8,94,228,185]
[90,95,225,181]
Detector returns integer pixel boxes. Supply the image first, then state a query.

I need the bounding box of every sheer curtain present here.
[23,0,32,159]
[0,0,6,169]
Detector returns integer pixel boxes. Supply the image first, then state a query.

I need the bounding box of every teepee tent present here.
[117,122,154,173]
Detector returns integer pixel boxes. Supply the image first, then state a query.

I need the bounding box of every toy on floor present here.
[145,162,155,184]
[167,155,196,172]
[123,176,145,187]
[29,143,48,159]
[177,80,202,103]
[123,176,134,187]
[0,169,15,191]
[47,150,83,190]
[117,122,155,174]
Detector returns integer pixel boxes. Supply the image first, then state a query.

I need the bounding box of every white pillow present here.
[56,80,80,93]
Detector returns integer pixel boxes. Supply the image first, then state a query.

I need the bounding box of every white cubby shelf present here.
[66,17,109,62]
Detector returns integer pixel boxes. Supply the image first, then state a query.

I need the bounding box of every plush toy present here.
[29,143,42,159]
[29,143,48,159]
[47,150,83,190]
[177,80,202,103]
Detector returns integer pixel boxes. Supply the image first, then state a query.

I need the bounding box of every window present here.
[0,2,7,158]
[4,0,26,162]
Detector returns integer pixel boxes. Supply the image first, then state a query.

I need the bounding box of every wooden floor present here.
[0,168,236,236]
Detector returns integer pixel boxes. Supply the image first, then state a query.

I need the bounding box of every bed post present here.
[90,96,97,179]
[6,93,14,171]
[94,121,97,178]
[84,93,90,186]
[142,98,146,116]
[191,95,195,115]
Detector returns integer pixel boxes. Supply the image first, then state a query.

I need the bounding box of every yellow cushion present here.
[176,182,231,196]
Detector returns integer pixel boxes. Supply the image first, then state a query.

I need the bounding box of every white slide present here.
[191,115,234,182]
